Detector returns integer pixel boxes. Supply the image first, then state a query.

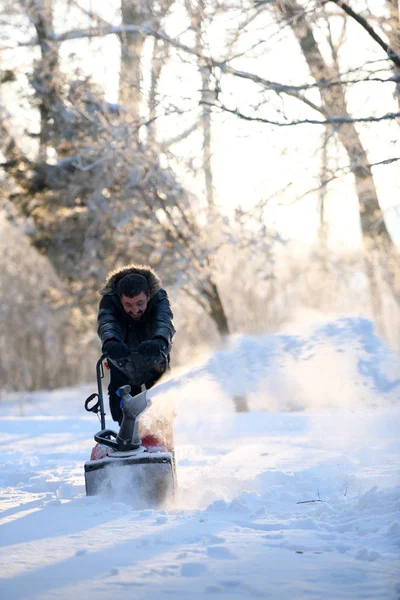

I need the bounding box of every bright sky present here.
[1,0,399,250]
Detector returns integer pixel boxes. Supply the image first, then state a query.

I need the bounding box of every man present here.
[97,264,175,423]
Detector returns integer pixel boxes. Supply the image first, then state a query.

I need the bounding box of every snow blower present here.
[84,354,176,506]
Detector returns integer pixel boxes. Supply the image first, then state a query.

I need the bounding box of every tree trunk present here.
[148,39,169,145]
[184,4,242,405]
[120,0,151,123]
[184,1,246,409]
[147,1,174,145]
[282,0,392,241]
[387,0,400,112]
[318,126,329,251]
[186,0,215,208]
[31,0,57,161]
[205,277,230,335]
[281,0,397,319]
[200,61,215,208]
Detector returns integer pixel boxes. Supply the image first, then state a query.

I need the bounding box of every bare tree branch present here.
[66,0,111,29]
[215,62,395,94]
[160,120,200,150]
[329,0,400,68]
[289,157,400,205]
[14,22,200,57]
[202,101,400,127]
[5,22,396,98]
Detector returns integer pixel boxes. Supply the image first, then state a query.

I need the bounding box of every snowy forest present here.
[0,0,399,393]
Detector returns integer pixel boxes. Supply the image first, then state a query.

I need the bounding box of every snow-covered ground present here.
[1,317,399,600]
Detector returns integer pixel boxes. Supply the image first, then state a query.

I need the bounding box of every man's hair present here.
[117,274,149,298]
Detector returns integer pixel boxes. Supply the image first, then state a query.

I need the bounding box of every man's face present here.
[120,292,149,320]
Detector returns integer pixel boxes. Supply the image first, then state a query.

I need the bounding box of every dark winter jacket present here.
[97,264,175,351]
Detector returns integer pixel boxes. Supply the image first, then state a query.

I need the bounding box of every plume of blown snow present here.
[151,316,400,415]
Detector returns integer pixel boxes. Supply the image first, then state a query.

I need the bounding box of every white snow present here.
[1,316,399,600]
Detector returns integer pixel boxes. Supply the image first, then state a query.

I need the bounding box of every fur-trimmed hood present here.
[99,264,162,298]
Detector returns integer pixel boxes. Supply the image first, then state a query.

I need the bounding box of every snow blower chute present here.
[84,354,176,505]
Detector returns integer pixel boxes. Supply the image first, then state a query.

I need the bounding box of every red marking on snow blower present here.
[89,433,166,461]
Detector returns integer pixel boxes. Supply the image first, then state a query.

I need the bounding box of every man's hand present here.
[138,338,167,357]
[103,339,130,359]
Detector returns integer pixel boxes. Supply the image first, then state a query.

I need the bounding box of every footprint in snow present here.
[207,546,237,560]
[180,562,208,577]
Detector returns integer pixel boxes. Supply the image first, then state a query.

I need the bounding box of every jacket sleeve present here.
[149,289,176,345]
[97,294,125,344]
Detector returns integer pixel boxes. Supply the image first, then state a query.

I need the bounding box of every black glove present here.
[138,338,167,357]
[103,339,130,359]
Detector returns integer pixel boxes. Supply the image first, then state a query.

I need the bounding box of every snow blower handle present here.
[94,429,118,449]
